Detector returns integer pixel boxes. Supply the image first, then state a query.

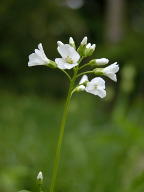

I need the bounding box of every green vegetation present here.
[0,90,144,192]
[0,0,144,191]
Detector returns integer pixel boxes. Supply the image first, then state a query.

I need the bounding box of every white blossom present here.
[102,62,119,82]
[55,44,80,69]
[85,77,106,98]
[96,58,109,65]
[28,43,50,67]
[37,171,43,181]
[81,36,88,45]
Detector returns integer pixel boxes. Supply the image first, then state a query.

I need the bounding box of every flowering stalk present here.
[50,68,78,192]
[37,171,44,192]
[28,37,119,192]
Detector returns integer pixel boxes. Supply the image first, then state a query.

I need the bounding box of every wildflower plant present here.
[27,37,119,192]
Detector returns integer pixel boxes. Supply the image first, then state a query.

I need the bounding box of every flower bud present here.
[81,36,88,45]
[37,171,43,184]
[77,37,88,56]
[85,43,96,56]
[79,75,88,84]
[75,85,86,92]
[69,37,76,48]
[96,58,109,65]
[91,44,96,51]
[86,43,91,49]
[88,58,109,67]
[87,44,96,56]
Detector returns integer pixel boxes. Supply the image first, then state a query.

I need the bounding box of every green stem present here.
[79,62,90,70]
[60,69,71,81]
[39,184,43,192]
[50,71,77,192]
[76,70,94,78]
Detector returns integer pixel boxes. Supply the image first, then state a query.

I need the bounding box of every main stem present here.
[50,73,77,192]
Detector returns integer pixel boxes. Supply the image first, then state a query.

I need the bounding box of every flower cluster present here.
[28,37,119,98]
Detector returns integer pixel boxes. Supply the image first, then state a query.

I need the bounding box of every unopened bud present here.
[86,43,91,49]
[96,58,109,65]
[69,37,76,48]
[81,36,88,45]
[37,171,43,183]
[91,44,96,51]
[76,85,85,91]
[79,75,89,84]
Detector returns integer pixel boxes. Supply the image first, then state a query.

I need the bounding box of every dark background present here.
[0,0,144,192]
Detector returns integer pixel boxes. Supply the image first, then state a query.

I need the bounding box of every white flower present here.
[102,62,119,82]
[37,171,43,181]
[96,58,109,65]
[28,43,50,67]
[55,44,80,69]
[81,36,88,45]
[85,77,106,98]
[79,75,89,84]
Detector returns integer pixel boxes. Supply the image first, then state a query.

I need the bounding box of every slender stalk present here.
[39,184,43,192]
[60,69,71,81]
[76,70,94,78]
[79,62,90,70]
[50,71,77,192]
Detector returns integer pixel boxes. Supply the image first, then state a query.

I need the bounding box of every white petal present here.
[64,63,78,69]
[85,77,106,98]
[57,44,80,63]
[103,62,119,81]
[57,41,64,46]
[38,43,43,50]
[55,58,67,69]
[85,82,94,92]
[55,58,78,69]
[107,74,117,82]
[95,88,106,98]
[28,44,49,67]
[91,77,105,89]
[79,75,89,84]
[96,58,109,65]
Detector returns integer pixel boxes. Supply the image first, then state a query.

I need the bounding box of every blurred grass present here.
[0,90,144,192]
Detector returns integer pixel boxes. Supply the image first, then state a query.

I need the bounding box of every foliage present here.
[0,91,144,192]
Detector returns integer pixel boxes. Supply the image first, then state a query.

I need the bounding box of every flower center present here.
[65,56,73,64]
[93,84,98,89]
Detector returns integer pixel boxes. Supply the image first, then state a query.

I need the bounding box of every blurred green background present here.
[0,0,144,192]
